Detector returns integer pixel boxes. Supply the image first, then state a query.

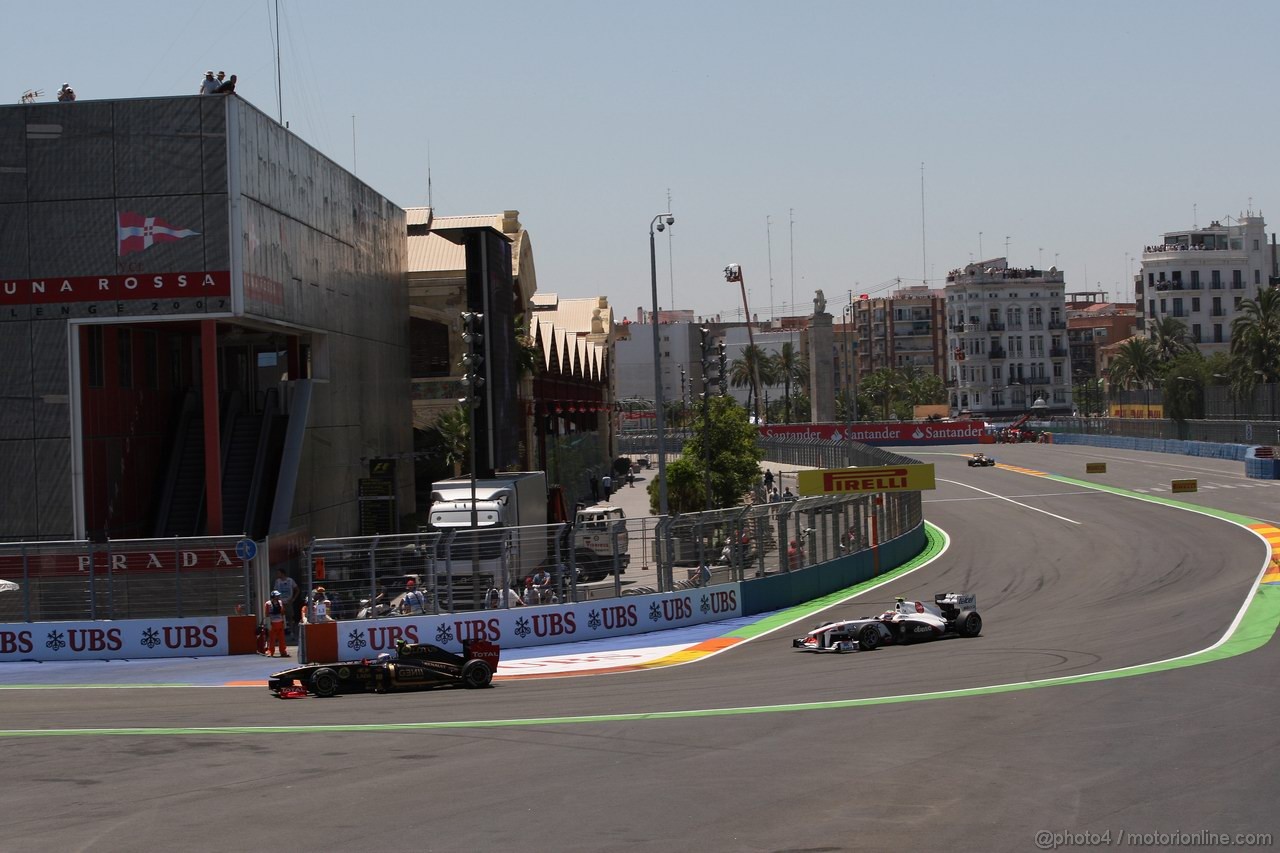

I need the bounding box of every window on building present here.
[87,326,104,388]
[1254,239,1260,251]
[1192,297,1200,313]
[1172,298,1183,317]
[117,329,133,389]
[1053,362,1063,378]
[1256,269,1262,285]
[1147,273,1155,287]
[1213,324,1223,343]
[1192,324,1201,343]
[1159,299,1167,315]
[993,366,1002,382]
[1148,299,1155,316]
[1191,270,1200,288]
[143,331,158,389]
[1212,296,1222,316]
[1211,270,1221,289]
[1232,269,1243,288]
[1234,296,1242,310]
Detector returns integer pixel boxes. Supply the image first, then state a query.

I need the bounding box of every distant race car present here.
[268,639,500,698]
[792,593,982,653]
[968,453,997,467]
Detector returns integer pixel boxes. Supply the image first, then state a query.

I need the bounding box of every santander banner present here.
[330,585,743,658]
[758,421,987,446]
[0,617,228,662]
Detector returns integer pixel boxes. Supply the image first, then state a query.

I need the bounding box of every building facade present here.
[944,258,1072,417]
[1137,214,1278,351]
[0,95,412,541]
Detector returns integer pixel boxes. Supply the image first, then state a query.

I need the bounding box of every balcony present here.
[1050,347,1068,358]
[1154,281,1183,291]
[989,346,1007,359]
[1210,309,1225,317]
[1048,320,1066,330]
[986,320,1005,331]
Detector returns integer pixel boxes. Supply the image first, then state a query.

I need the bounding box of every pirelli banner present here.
[797,464,936,496]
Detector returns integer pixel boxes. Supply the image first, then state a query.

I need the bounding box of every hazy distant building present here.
[944,258,1072,417]
[1137,213,1279,353]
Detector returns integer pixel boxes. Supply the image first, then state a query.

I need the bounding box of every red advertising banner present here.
[758,421,988,446]
[0,271,230,306]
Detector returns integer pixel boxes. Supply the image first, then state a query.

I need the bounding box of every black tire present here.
[461,659,493,689]
[858,625,882,651]
[957,611,982,638]
[310,667,339,698]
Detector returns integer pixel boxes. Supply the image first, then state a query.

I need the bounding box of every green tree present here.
[1106,337,1159,392]
[649,395,763,513]
[769,341,803,424]
[730,344,772,420]
[432,405,471,476]
[1161,350,1208,421]
[1148,316,1193,364]
[513,315,541,379]
[1229,287,1280,393]
[860,367,907,420]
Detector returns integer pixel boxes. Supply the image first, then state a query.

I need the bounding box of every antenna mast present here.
[274,0,283,124]
[920,162,928,284]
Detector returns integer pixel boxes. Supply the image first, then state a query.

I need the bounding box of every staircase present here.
[160,415,206,536]
[220,410,264,536]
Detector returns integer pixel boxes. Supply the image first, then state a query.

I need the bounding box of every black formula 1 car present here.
[268,639,500,698]
[792,593,982,653]
[967,452,997,467]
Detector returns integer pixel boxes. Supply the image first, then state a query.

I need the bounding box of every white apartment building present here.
[1138,214,1278,353]
[944,258,1073,418]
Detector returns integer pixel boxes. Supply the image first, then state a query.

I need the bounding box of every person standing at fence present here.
[400,578,427,614]
[274,567,299,637]
[302,587,332,623]
[263,591,289,657]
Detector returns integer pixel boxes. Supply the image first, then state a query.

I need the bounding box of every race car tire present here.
[461,659,494,689]
[858,625,882,651]
[957,611,982,638]
[311,667,339,698]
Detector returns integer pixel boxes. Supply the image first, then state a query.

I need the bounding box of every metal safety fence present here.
[0,536,251,623]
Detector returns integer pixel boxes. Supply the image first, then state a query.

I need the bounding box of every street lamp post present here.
[649,213,674,517]
[842,299,858,465]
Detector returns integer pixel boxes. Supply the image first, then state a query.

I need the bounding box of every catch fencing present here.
[304,436,926,617]
[0,536,251,623]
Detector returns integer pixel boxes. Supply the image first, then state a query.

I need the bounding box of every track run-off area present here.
[4,443,1279,853]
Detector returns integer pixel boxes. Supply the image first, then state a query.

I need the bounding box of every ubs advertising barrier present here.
[0,615,259,662]
[303,585,743,663]
[758,421,987,446]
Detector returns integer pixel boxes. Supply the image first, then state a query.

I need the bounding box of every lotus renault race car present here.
[968,452,996,467]
[792,594,982,653]
[268,639,500,698]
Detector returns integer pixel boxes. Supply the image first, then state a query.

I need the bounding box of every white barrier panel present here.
[330,584,743,657]
[0,617,229,662]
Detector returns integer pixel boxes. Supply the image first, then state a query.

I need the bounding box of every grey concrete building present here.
[0,94,412,541]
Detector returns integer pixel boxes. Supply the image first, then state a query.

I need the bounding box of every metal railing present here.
[0,536,250,623]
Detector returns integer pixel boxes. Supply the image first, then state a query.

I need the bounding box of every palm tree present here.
[1148,316,1193,363]
[432,405,470,476]
[1107,337,1159,415]
[861,367,907,420]
[513,315,540,379]
[769,342,803,423]
[729,344,771,418]
[1230,287,1280,386]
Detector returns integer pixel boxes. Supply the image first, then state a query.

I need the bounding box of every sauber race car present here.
[268,639,500,698]
[967,452,996,467]
[792,594,982,653]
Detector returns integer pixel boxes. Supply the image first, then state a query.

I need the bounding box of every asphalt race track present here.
[3,443,1279,852]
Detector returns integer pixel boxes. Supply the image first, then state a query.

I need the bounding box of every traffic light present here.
[699,326,721,399]
[459,312,485,407]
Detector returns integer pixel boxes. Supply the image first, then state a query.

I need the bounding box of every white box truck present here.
[427,472,549,589]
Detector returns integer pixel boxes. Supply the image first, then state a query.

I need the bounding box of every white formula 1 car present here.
[792,593,982,652]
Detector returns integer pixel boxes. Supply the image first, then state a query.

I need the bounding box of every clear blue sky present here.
[7,1,1278,321]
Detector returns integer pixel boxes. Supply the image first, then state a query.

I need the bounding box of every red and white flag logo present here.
[117,211,199,257]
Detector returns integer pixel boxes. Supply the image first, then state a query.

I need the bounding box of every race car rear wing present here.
[934,593,977,618]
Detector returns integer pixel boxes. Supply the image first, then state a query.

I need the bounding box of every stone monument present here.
[809,290,836,423]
